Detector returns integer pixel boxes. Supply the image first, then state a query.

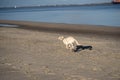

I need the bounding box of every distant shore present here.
[0,2,113,9]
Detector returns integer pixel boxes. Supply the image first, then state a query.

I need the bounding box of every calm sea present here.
[0,4,120,27]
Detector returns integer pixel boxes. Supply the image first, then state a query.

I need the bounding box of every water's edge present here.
[0,20,120,36]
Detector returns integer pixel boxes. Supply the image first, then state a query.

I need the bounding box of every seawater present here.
[0,4,120,27]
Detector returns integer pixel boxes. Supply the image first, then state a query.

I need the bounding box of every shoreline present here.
[0,20,120,36]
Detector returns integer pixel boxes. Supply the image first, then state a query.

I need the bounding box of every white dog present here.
[58,36,80,50]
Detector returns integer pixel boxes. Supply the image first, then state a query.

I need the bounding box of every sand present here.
[0,20,120,80]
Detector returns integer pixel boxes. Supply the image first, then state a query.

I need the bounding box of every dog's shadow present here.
[74,45,93,52]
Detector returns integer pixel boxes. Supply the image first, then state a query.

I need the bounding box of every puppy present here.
[58,36,80,50]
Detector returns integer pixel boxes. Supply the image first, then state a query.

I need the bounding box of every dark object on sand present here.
[73,45,92,52]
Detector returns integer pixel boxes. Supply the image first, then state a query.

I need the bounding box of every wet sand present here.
[0,20,120,80]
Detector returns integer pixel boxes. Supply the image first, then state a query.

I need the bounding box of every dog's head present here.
[58,36,64,40]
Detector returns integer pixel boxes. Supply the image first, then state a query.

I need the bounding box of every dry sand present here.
[0,20,120,80]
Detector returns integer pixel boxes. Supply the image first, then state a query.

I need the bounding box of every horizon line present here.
[0,2,114,9]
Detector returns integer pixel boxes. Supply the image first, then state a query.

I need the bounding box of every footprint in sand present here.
[42,66,56,75]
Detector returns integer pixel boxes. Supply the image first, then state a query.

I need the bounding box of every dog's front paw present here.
[89,46,92,50]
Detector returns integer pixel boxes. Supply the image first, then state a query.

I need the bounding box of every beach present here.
[0,20,120,80]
